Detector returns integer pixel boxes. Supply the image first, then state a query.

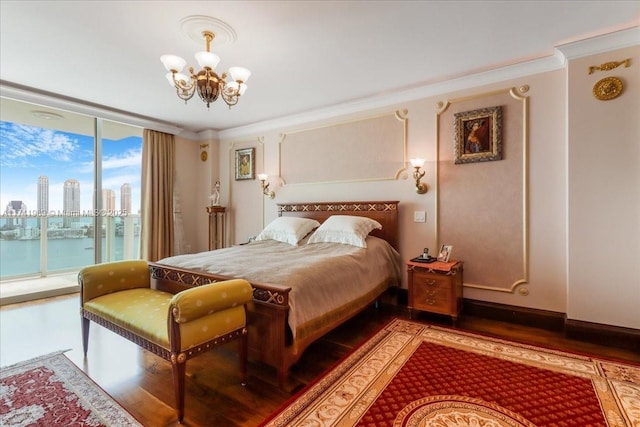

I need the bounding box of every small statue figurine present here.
[210,180,221,206]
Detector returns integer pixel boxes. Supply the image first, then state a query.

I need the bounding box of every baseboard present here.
[394,289,639,353]
[0,285,80,306]
[565,318,640,353]
[395,289,565,331]
[462,299,566,331]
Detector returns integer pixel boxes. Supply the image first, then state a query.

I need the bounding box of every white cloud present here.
[0,122,79,165]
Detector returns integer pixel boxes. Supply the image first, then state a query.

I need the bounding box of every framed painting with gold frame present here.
[235,147,255,180]
[454,106,503,164]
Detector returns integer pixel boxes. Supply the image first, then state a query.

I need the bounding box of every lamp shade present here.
[258,173,268,181]
[410,158,425,168]
[195,51,221,70]
[160,54,186,73]
[228,66,251,83]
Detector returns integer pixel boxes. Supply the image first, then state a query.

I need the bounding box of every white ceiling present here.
[1,1,639,135]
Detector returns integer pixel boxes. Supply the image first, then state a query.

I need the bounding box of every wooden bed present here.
[149,200,400,386]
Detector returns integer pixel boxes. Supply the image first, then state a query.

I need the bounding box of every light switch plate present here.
[414,211,426,222]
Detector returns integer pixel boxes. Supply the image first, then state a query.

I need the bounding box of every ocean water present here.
[0,236,140,279]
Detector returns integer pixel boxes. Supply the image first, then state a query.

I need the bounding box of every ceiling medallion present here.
[593,76,623,101]
[180,16,236,47]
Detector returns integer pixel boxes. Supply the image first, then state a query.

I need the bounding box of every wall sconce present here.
[410,158,428,194]
[258,173,275,199]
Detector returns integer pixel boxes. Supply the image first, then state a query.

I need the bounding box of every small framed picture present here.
[235,147,255,180]
[437,244,453,262]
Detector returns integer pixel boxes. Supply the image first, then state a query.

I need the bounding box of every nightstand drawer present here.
[411,273,450,291]
[411,293,449,313]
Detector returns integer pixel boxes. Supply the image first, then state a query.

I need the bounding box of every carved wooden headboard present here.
[278,200,400,250]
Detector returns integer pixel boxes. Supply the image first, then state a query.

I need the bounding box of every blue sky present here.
[0,121,142,214]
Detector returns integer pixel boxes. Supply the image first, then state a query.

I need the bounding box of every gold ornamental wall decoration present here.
[593,76,624,101]
[588,58,631,74]
[200,144,209,161]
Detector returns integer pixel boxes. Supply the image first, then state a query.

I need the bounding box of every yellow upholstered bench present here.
[79,260,252,423]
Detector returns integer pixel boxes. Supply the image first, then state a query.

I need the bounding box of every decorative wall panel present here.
[279,110,408,184]
[437,87,529,293]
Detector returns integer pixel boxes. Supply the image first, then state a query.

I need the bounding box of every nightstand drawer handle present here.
[424,279,437,286]
[425,298,436,305]
[425,290,437,297]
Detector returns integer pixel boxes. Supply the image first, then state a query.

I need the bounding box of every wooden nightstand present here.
[407,260,463,323]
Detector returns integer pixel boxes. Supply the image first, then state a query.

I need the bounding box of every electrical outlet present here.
[414,211,426,223]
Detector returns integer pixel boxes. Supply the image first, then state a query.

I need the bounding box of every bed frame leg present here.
[277,368,287,389]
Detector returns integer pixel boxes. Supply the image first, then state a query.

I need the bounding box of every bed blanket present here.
[158,236,401,341]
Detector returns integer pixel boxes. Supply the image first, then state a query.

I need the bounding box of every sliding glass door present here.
[0,98,142,280]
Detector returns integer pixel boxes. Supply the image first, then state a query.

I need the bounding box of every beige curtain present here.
[140,129,175,261]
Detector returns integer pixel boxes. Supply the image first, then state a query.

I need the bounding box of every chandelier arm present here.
[221,89,240,108]
[170,71,197,102]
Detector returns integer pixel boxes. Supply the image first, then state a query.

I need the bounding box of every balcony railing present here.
[0,214,140,281]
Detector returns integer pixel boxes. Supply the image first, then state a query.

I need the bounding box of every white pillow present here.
[255,217,321,246]
[307,215,382,248]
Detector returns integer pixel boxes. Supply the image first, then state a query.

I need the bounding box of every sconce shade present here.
[258,173,268,181]
[410,158,425,168]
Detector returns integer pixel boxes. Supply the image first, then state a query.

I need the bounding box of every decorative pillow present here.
[255,217,321,246]
[307,215,382,248]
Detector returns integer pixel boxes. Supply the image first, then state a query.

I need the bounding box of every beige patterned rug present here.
[260,318,640,427]
[1,351,142,426]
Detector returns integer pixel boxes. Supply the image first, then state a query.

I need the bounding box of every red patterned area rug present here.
[261,319,640,427]
[0,351,142,426]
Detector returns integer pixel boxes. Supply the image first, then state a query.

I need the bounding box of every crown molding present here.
[554,25,639,65]
[219,25,639,141]
[218,54,563,141]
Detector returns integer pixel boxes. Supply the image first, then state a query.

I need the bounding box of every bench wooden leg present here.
[82,317,90,357]
[171,358,186,424]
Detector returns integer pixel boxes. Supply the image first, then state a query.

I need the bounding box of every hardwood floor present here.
[1,293,638,426]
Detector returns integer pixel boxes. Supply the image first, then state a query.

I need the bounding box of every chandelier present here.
[160,30,250,108]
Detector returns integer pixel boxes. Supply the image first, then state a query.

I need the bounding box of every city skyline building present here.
[37,175,49,213]
[103,189,116,211]
[4,200,27,228]
[121,183,131,214]
[63,179,80,228]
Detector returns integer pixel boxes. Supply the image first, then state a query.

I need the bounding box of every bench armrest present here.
[170,279,253,323]
[79,260,151,304]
